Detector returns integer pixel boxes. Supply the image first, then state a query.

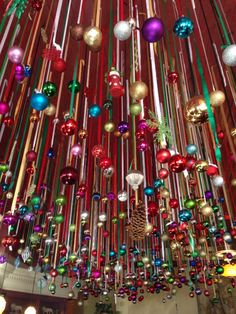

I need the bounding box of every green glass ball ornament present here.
[103,99,112,110]
[55,195,66,206]
[217,222,224,229]
[42,81,57,97]
[69,224,76,232]
[212,205,219,213]
[75,281,81,288]
[48,282,56,293]
[69,252,77,263]
[0,164,8,172]
[137,261,144,267]
[57,265,66,275]
[68,80,81,93]
[130,103,142,116]
[216,265,224,275]
[185,199,196,209]
[30,233,40,244]
[54,214,64,224]
[192,251,199,258]
[167,277,174,284]
[112,216,118,224]
[119,248,126,256]
[31,195,40,205]
[119,212,126,219]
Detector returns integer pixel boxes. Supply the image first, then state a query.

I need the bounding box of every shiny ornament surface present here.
[173,17,194,38]
[114,21,132,40]
[42,81,57,97]
[44,104,56,116]
[156,148,171,163]
[130,103,142,116]
[8,46,24,63]
[68,80,81,93]
[168,155,187,172]
[222,44,236,66]
[130,81,148,100]
[88,104,101,117]
[142,17,164,42]
[30,93,49,111]
[60,166,78,185]
[83,26,102,51]
[184,96,209,124]
[52,58,66,72]
[0,102,9,115]
[60,119,77,136]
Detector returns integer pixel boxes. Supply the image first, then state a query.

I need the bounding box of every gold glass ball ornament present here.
[231,128,236,137]
[130,81,148,100]
[83,26,102,51]
[231,179,236,187]
[70,24,85,41]
[199,236,207,244]
[45,104,56,116]
[210,90,225,107]
[104,120,115,132]
[194,159,208,172]
[145,223,154,234]
[200,204,213,217]
[184,95,209,125]
[160,188,170,199]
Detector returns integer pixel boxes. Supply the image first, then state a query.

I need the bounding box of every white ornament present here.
[212,175,224,187]
[222,44,236,66]
[114,21,132,41]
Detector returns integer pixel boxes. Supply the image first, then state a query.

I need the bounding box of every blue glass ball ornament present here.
[109,250,116,258]
[179,209,192,222]
[47,147,55,159]
[30,93,49,111]
[24,65,32,77]
[19,205,29,216]
[1,183,9,192]
[173,17,194,39]
[88,104,101,117]
[153,178,164,188]
[144,186,155,196]
[186,144,198,155]
[92,192,101,201]
[154,258,163,267]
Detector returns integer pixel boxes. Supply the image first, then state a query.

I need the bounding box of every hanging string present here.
[212,0,231,46]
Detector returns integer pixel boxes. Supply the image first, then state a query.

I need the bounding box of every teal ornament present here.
[30,93,49,111]
[144,186,155,196]
[186,144,198,155]
[19,205,29,216]
[88,104,101,117]
[109,250,116,258]
[173,17,194,38]
[153,179,164,188]
[42,81,57,97]
[179,209,192,222]
[154,258,163,267]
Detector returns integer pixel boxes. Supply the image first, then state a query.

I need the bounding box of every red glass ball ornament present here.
[52,58,66,73]
[103,230,110,237]
[146,124,158,134]
[179,222,188,230]
[158,168,169,179]
[169,198,179,208]
[168,155,187,173]
[217,130,224,140]
[99,157,112,169]
[59,246,67,256]
[3,116,14,127]
[26,150,37,162]
[50,269,58,277]
[26,166,35,174]
[76,184,87,198]
[92,250,97,257]
[206,164,218,176]
[168,71,179,84]
[92,145,105,158]
[156,148,171,163]
[60,119,77,136]
[185,156,196,171]
[2,235,19,248]
[148,201,158,217]
[31,0,42,10]
[60,166,78,185]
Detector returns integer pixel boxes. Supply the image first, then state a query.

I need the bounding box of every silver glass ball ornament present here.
[222,44,236,66]
[114,21,132,41]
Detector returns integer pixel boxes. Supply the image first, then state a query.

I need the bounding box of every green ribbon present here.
[196,48,221,162]
[188,230,195,253]
[212,0,231,46]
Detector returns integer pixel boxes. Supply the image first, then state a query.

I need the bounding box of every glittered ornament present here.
[104,120,115,132]
[210,90,225,107]
[60,119,77,136]
[83,26,102,51]
[173,17,193,38]
[30,93,49,111]
[70,24,85,41]
[179,209,192,222]
[99,157,112,169]
[118,121,129,133]
[60,166,78,185]
[141,17,164,42]
[68,80,81,93]
[88,104,101,117]
[130,81,148,100]
[114,21,132,41]
[184,96,209,125]
[168,155,186,173]
[8,46,24,63]
[222,44,236,66]
[31,0,42,11]
[92,145,105,158]
[42,81,57,97]
[168,71,179,84]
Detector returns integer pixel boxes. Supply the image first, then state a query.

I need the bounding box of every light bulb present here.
[25,306,36,314]
[0,296,6,314]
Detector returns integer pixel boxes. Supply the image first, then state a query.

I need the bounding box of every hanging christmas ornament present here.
[68,80,81,93]
[8,46,24,63]
[88,104,101,117]
[212,175,224,187]
[42,81,57,97]
[44,104,56,116]
[222,44,236,66]
[168,71,179,84]
[114,21,132,41]
[186,144,198,155]
[168,155,187,173]
[141,17,164,42]
[0,102,10,115]
[83,26,102,51]
[130,81,148,100]
[173,17,194,38]
[15,64,25,82]
[126,170,144,190]
[104,120,115,132]
[60,166,78,185]
[30,93,49,111]
[71,143,82,156]
[52,58,66,73]
[156,148,171,163]
[184,96,209,124]
[130,103,142,116]
[106,68,124,97]
[60,119,77,136]
[210,90,225,107]
[70,24,85,41]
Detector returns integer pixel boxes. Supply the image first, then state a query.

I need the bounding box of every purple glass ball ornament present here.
[3,213,18,225]
[15,64,24,75]
[0,255,7,264]
[137,119,148,130]
[0,102,10,115]
[205,190,213,200]
[137,140,148,151]
[142,17,165,42]
[118,121,129,134]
